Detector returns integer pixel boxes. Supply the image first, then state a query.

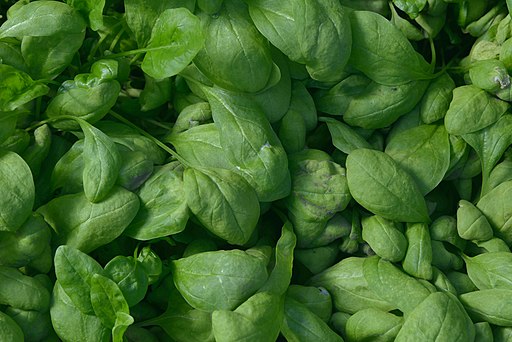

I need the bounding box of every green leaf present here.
[0,64,49,112]
[463,114,512,195]
[477,180,512,245]
[343,79,429,129]
[0,150,34,232]
[402,222,433,280]
[54,245,104,314]
[141,8,205,79]
[395,292,475,341]
[212,292,283,342]
[204,86,291,202]
[104,256,148,307]
[346,148,430,223]
[363,256,432,314]
[0,266,51,312]
[184,167,260,245]
[348,10,432,85]
[194,1,275,93]
[168,124,232,170]
[79,120,121,203]
[392,0,428,19]
[460,289,512,326]
[361,215,407,263]
[90,274,130,329]
[445,85,509,135]
[419,72,455,124]
[385,124,450,195]
[464,252,512,290]
[259,222,297,295]
[125,162,189,240]
[246,0,352,82]
[321,117,372,154]
[309,257,395,314]
[37,187,140,253]
[66,0,105,31]
[282,296,342,342]
[0,311,24,342]
[0,1,86,38]
[50,282,110,342]
[112,312,134,342]
[346,308,403,342]
[172,249,268,311]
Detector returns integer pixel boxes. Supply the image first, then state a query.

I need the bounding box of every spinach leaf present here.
[141,8,205,79]
[79,119,121,203]
[245,0,352,82]
[172,249,268,311]
[0,150,34,232]
[464,252,512,290]
[125,162,189,240]
[395,292,475,341]
[37,187,140,253]
[204,86,291,201]
[194,1,276,93]
[385,124,450,195]
[348,10,432,85]
[212,292,283,342]
[0,64,49,112]
[50,282,110,342]
[346,148,430,223]
[445,85,509,135]
[54,245,104,314]
[90,274,131,329]
[184,167,260,245]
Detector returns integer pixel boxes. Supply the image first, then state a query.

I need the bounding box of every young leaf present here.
[0,1,86,38]
[141,8,205,79]
[125,162,189,240]
[445,85,509,135]
[348,10,432,85]
[0,64,49,112]
[346,148,430,223]
[66,0,105,31]
[395,292,475,341]
[320,117,372,154]
[246,0,352,82]
[37,187,140,253]
[79,120,121,203]
[172,250,268,312]
[212,292,284,342]
[0,150,35,232]
[464,252,512,290]
[54,245,105,314]
[204,86,291,202]
[385,124,450,195]
[90,274,130,329]
[183,167,260,246]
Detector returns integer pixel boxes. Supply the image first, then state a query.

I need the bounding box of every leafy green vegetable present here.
[2,1,512,340]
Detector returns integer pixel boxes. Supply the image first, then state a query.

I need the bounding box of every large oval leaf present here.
[385,124,450,195]
[184,167,260,245]
[141,8,205,79]
[346,148,430,223]
[37,187,140,253]
[0,150,34,232]
[172,250,268,312]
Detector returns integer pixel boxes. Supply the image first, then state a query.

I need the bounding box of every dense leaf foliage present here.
[2,0,512,341]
